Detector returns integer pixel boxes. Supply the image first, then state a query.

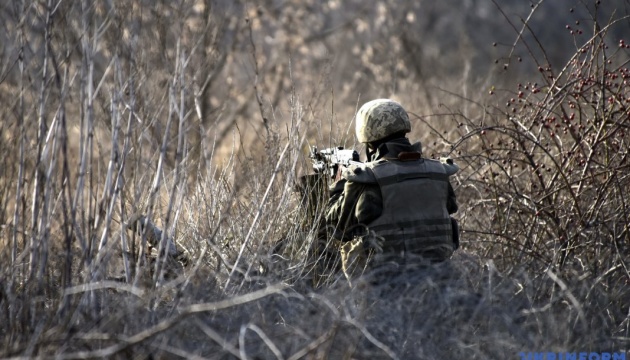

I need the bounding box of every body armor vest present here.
[364,158,453,256]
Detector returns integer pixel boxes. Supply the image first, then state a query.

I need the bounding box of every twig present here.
[51,284,286,360]
[246,16,269,136]
[239,324,285,360]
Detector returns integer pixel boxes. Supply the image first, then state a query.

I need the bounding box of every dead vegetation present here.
[0,0,629,359]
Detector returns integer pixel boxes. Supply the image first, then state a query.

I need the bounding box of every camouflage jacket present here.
[325,138,458,245]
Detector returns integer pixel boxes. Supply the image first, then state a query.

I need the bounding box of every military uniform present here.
[325,138,459,278]
[323,99,459,280]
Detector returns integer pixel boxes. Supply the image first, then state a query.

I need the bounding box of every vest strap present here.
[377,172,449,186]
[384,237,453,254]
[368,218,451,232]
[373,227,453,241]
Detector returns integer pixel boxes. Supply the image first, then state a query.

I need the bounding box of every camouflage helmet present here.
[355,99,411,143]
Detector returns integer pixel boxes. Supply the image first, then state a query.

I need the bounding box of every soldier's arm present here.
[325,164,380,240]
[439,159,459,215]
[325,179,359,241]
[447,182,458,214]
[325,177,344,217]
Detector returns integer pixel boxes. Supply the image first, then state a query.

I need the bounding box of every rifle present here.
[310,146,361,179]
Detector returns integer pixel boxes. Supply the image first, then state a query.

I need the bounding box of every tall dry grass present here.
[0,0,628,359]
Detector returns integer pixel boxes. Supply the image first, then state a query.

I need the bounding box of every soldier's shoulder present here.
[342,163,377,184]
[438,157,459,176]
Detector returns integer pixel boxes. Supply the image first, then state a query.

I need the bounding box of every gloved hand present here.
[334,164,347,181]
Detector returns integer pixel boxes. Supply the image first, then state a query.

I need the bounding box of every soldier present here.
[325,99,459,281]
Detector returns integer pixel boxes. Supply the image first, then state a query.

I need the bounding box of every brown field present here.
[0,1,628,359]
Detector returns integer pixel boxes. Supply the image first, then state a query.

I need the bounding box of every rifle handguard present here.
[310,146,361,179]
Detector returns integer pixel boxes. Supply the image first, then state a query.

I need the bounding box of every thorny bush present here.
[449,10,630,336]
[0,1,629,359]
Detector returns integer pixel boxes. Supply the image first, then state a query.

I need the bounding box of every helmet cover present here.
[355,99,411,143]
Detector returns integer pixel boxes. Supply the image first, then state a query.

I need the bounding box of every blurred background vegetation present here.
[1,0,629,358]
[3,0,627,162]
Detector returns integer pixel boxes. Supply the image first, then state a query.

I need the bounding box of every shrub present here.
[0,1,628,359]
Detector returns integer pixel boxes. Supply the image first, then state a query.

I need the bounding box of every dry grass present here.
[0,1,629,359]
